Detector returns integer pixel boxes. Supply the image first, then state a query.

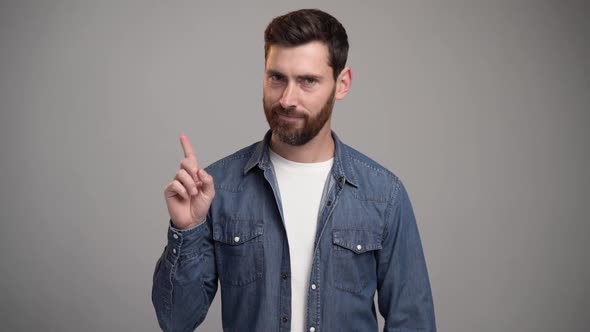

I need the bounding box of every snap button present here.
[309,327,316,332]
[356,244,362,251]
[282,316,289,323]
[172,234,179,240]
[172,248,177,254]
[234,236,240,242]
[311,284,316,290]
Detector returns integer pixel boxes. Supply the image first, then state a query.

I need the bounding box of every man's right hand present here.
[163,134,215,229]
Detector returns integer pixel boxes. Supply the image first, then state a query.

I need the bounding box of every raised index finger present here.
[179,134,196,160]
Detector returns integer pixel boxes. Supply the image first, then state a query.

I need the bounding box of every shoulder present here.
[205,143,256,171]
[205,142,260,173]
[344,143,399,180]
[341,142,405,202]
[202,140,260,191]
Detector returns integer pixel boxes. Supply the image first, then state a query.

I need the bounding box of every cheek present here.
[304,94,329,111]
[262,92,277,110]
[263,88,283,104]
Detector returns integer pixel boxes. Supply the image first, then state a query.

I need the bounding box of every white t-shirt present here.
[269,148,333,332]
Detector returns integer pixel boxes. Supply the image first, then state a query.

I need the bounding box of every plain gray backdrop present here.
[1,0,588,331]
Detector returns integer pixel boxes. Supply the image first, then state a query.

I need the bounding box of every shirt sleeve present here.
[376,179,437,332]
[152,214,218,332]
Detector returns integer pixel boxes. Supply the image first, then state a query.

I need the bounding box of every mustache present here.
[272,105,306,118]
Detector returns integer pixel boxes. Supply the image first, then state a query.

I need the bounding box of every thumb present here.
[197,168,215,198]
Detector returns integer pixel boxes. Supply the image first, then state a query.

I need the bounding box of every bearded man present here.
[153,8,436,332]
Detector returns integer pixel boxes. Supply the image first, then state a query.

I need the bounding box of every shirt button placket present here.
[307,253,320,332]
[169,230,183,263]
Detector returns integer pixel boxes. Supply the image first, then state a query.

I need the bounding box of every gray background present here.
[1,0,588,331]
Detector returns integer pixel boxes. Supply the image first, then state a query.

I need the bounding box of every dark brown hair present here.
[264,9,349,81]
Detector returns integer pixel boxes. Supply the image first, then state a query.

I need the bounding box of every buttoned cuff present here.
[165,218,207,264]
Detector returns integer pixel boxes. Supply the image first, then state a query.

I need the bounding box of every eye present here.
[269,74,285,83]
[301,77,318,86]
[304,78,316,84]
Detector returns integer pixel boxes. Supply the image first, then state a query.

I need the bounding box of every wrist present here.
[170,217,206,231]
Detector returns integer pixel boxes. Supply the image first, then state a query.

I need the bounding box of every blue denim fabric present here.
[152,130,436,332]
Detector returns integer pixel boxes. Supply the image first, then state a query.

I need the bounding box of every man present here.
[152,9,436,332]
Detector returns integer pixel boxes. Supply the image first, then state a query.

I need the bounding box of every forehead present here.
[265,41,332,76]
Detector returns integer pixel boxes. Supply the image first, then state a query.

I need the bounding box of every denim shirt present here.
[152,130,436,332]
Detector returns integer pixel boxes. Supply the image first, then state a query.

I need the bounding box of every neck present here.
[269,123,334,163]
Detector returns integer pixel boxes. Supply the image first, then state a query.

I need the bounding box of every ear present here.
[335,67,352,100]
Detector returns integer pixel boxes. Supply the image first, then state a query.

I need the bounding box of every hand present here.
[163,134,215,229]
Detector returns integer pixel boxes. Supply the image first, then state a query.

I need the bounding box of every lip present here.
[276,112,304,121]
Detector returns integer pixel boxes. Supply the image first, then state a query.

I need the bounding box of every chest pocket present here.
[213,218,264,287]
[332,229,382,294]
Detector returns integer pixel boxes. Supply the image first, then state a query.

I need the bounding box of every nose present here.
[279,82,298,109]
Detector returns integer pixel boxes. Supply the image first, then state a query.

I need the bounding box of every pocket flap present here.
[333,229,382,253]
[213,218,263,245]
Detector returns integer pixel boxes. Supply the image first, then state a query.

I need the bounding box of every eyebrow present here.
[266,69,323,82]
[266,69,285,78]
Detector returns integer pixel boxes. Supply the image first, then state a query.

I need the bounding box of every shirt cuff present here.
[166,218,208,264]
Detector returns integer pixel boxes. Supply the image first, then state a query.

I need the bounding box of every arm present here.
[153,134,217,331]
[152,215,218,332]
[376,179,436,332]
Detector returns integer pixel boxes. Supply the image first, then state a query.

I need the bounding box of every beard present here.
[263,87,336,146]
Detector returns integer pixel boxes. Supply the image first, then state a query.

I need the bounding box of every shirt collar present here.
[244,129,359,188]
